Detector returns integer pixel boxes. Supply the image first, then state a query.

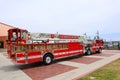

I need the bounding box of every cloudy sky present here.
[0,0,120,40]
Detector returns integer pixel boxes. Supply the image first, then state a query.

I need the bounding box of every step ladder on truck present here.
[7,28,104,65]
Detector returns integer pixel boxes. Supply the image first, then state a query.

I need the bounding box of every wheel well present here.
[43,52,54,59]
[99,47,102,49]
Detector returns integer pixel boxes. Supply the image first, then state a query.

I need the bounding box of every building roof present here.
[0,22,15,36]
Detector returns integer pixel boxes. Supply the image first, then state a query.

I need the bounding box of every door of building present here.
[0,41,4,48]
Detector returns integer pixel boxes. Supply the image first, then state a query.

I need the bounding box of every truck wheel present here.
[98,48,102,53]
[43,54,53,65]
[86,50,91,55]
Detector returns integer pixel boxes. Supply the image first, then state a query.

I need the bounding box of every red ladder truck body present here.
[7,28,104,65]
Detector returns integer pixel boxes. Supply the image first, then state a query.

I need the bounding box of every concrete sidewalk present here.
[0,52,32,80]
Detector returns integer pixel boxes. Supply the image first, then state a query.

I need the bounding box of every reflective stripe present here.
[17,55,42,61]
[69,50,82,54]
[54,52,67,56]
[101,46,104,48]
[92,46,98,48]
[54,50,83,56]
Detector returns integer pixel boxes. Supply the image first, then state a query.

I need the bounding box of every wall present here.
[0,36,7,48]
[0,22,14,49]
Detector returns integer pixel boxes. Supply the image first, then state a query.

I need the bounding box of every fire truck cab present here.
[8,28,28,44]
[84,39,104,55]
[78,36,104,55]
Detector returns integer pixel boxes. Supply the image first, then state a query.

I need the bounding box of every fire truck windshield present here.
[12,32,17,41]
[22,31,27,39]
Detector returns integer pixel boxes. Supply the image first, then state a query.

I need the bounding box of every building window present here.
[0,41,4,48]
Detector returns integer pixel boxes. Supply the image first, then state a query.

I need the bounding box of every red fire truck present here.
[7,28,104,65]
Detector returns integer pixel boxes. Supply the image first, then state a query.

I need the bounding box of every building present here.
[104,40,120,50]
[0,22,14,49]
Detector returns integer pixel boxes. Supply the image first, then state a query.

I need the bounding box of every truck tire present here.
[86,50,92,55]
[98,48,102,53]
[43,54,53,65]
